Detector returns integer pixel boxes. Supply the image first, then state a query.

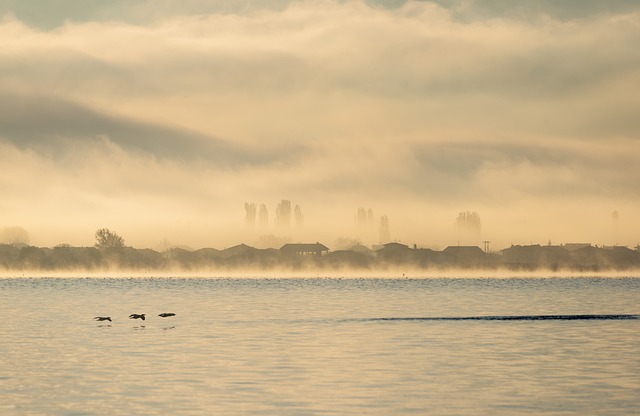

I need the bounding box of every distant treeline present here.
[1,242,640,272]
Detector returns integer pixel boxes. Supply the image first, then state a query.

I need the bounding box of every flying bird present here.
[158,313,176,318]
[94,316,111,322]
[129,314,146,320]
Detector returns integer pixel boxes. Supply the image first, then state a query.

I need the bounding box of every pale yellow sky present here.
[1,1,639,250]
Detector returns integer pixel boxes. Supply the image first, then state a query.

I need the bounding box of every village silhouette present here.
[1,228,639,272]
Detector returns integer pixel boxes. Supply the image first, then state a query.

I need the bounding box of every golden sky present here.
[1,1,639,250]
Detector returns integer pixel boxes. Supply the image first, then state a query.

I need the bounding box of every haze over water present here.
[1,276,639,415]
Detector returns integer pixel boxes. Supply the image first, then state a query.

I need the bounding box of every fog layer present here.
[1,1,639,249]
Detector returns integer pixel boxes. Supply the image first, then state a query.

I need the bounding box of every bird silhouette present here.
[158,313,176,318]
[94,316,112,322]
[129,314,146,320]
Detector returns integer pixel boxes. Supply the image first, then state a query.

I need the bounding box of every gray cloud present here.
[410,141,640,199]
[0,92,307,166]
[3,1,639,29]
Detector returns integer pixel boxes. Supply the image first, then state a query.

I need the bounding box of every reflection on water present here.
[0,277,639,415]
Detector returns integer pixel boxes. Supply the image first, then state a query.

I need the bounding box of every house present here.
[280,242,329,256]
[442,246,486,266]
[348,244,374,256]
[381,242,409,250]
[375,242,416,264]
[563,243,591,251]
[500,244,572,270]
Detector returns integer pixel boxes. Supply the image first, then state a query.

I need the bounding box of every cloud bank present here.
[1,0,639,249]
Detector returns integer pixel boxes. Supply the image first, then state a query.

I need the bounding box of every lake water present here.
[1,277,639,415]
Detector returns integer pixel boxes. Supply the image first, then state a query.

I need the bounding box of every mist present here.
[1,0,639,251]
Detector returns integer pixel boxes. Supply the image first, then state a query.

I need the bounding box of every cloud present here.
[410,140,640,200]
[0,92,306,166]
[3,1,640,29]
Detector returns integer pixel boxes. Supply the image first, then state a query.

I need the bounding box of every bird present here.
[129,314,146,320]
[158,313,176,318]
[94,316,112,322]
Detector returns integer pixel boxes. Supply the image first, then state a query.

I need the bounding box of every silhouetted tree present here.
[0,226,30,245]
[244,202,257,225]
[612,210,620,242]
[276,200,292,227]
[456,211,481,235]
[95,228,125,249]
[294,204,304,227]
[379,215,390,243]
[156,239,172,253]
[355,207,367,227]
[334,237,362,250]
[258,204,269,226]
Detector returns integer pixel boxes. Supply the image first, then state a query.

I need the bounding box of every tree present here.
[355,207,367,227]
[294,204,304,227]
[0,226,30,245]
[455,211,481,235]
[258,204,269,226]
[95,228,125,249]
[276,200,292,227]
[334,236,361,250]
[379,215,391,243]
[244,202,257,226]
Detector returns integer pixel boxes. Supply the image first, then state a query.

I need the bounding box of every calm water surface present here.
[1,277,639,415]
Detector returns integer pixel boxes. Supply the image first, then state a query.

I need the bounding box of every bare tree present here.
[244,202,257,226]
[367,208,374,227]
[612,210,620,240]
[258,204,269,226]
[0,226,30,245]
[379,215,390,243]
[155,239,173,253]
[294,204,304,227]
[334,236,361,250]
[455,211,481,235]
[276,200,292,227]
[355,207,367,227]
[95,228,125,249]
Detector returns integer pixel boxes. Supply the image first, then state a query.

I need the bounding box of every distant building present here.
[375,242,413,263]
[500,244,571,269]
[442,246,487,267]
[602,245,628,250]
[563,243,591,251]
[280,243,329,256]
[348,244,374,256]
[443,246,485,258]
[381,242,409,250]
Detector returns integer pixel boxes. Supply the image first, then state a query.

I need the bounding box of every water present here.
[1,277,639,415]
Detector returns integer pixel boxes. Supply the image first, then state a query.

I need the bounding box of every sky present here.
[1,0,639,250]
